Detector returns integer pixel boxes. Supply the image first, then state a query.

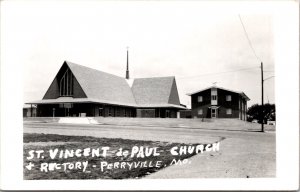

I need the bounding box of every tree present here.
[247,103,276,123]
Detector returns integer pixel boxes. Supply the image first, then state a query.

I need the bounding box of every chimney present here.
[126,47,130,79]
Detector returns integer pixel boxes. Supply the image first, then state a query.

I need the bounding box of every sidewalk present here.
[146,132,276,178]
[24,117,276,132]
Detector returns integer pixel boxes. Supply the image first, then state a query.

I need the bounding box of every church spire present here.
[126,47,130,79]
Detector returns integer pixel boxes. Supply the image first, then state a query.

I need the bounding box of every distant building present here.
[179,109,192,118]
[187,86,250,120]
[23,104,37,117]
[27,61,185,118]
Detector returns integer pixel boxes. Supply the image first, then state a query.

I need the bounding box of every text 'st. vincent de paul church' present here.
[27,60,186,118]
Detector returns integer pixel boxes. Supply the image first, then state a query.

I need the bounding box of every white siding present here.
[211,88,217,105]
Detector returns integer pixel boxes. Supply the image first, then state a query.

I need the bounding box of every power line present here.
[239,15,265,132]
[263,70,274,73]
[177,66,259,80]
[238,14,262,62]
[264,75,275,81]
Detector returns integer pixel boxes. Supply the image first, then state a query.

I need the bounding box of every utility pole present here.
[261,62,264,132]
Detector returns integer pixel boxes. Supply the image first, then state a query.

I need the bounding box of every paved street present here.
[23,119,276,178]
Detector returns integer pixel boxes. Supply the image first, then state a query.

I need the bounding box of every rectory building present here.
[187,86,250,120]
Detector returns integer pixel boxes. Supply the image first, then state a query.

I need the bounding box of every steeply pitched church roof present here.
[66,61,137,106]
[131,76,182,107]
[28,61,185,109]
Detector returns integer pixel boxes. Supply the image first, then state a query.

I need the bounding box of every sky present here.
[1,1,275,108]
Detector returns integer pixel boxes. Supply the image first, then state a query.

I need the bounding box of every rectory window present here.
[198,109,203,115]
[226,95,232,101]
[198,96,203,102]
[226,108,232,115]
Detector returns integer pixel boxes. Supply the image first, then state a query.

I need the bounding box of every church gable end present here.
[43,62,87,99]
[72,76,87,98]
[167,78,180,105]
[42,78,60,99]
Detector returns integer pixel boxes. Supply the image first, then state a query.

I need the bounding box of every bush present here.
[247,103,276,123]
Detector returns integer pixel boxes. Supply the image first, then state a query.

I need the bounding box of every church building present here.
[27,58,185,118]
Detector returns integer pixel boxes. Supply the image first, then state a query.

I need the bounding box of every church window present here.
[60,69,73,96]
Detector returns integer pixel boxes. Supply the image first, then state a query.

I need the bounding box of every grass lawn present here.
[24,133,208,180]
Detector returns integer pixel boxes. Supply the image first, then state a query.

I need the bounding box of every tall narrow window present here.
[166,110,170,118]
[211,95,217,100]
[211,88,218,105]
[60,69,73,96]
[108,107,113,116]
